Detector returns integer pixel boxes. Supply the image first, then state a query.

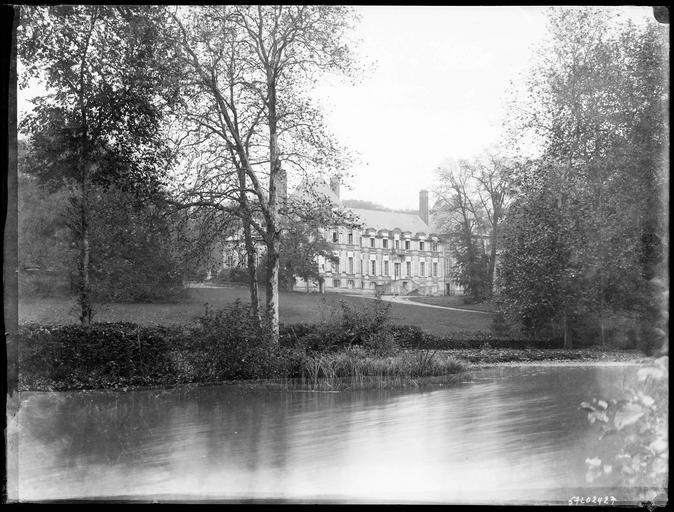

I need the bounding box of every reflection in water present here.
[9,365,664,503]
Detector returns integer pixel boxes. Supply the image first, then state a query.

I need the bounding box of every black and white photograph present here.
[4,4,669,505]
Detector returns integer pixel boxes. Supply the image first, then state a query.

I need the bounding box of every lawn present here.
[18,285,495,336]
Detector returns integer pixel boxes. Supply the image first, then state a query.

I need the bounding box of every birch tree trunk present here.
[265,83,281,339]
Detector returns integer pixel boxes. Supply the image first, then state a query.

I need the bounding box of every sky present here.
[311,5,657,210]
[17,6,658,211]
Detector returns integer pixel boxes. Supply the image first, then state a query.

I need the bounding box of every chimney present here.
[419,189,429,226]
[330,175,340,201]
[278,168,288,204]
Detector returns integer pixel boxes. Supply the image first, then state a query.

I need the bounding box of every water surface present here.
[7,364,665,503]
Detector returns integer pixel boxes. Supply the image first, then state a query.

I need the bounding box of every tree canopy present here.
[498,8,668,350]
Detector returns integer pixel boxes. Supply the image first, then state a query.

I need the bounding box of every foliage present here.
[17,171,75,297]
[278,222,338,291]
[450,243,491,302]
[338,296,392,342]
[166,5,361,338]
[499,8,669,349]
[581,356,668,502]
[390,328,565,350]
[18,5,181,324]
[433,152,514,302]
[276,297,393,352]
[18,168,188,302]
[87,186,187,303]
[18,5,178,192]
[19,322,179,390]
[18,311,470,392]
[177,301,289,381]
[168,207,234,283]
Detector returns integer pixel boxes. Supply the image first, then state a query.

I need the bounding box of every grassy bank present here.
[16,297,642,393]
[18,328,467,392]
[19,285,495,335]
[17,298,469,392]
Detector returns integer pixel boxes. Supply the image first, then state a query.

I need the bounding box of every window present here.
[348,257,354,273]
[226,253,234,267]
[405,240,410,250]
[333,279,341,288]
[432,242,438,252]
[394,262,401,278]
[338,232,343,243]
[395,239,400,249]
[406,261,411,276]
[419,241,425,251]
[347,279,354,289]
[361,281,365,289]
[369,282,376,289]
[348,232,353,244]
[332,231,338,243]
[433,262,438,277]
[383,239,388,249]
[370,237,375,248]
[384,260,389,276]
[371,260,376,275]
[420,261,425,277]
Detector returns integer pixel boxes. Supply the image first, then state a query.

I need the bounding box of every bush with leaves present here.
[178,301,289,381]
[88,186,187,304]
[580,356,668,501]
[338,296,393,346]
[19,322,180,390]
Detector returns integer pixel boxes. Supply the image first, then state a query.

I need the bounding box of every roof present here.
[289,178,340,206]
[350,207,432,234]
[290,178,438,235]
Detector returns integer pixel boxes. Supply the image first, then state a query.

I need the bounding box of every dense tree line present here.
[497,8,668,351]
[18,5,360,343]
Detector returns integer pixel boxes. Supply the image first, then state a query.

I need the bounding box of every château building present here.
[223,176,456,296]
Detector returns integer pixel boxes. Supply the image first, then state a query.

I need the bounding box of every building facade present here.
[223,177,456,296]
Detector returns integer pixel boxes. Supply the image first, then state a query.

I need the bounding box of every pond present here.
[6,364,667,504]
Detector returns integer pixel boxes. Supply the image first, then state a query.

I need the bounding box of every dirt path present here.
[346,294,494,315]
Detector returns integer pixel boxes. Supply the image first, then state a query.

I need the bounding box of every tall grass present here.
[294,347,465,391]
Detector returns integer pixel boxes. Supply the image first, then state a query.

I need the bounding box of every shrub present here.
[279,297,395,352]
[176,300,288,381]
[581,356,668,501]
[389,325,425,346]
[19,322,180,390]
[393,329,564,350]
[363,331,399,357]
[490,310,512,337]
[333,296,393,348]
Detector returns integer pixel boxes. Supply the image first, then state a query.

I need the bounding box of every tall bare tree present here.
[462,151,514,293]
[167,5,358,339]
